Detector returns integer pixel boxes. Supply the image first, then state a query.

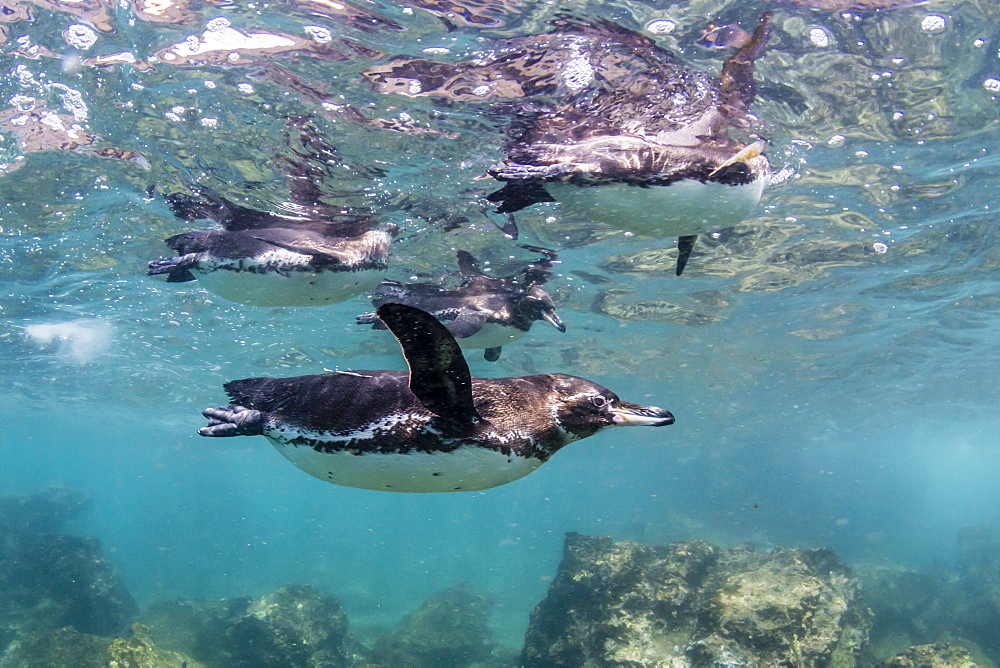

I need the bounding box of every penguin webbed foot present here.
[356,311,386,328]
[200,405,264,437]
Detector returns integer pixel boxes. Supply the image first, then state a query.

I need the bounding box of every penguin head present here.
[518,286,566,332]
[549,375,673,440]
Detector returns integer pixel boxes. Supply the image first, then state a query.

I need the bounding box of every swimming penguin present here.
[356,246,565,361]
[199,303,673,492]
[364,13,773,275]
[147,119,394,306]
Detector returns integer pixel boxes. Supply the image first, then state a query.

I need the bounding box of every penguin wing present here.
[456,250,484,277]
[167,186,301,231]
[445,310,488,339]
[376,303,481,427]
[247,227,352,260]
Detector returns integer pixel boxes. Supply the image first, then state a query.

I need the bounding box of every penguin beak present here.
[609,402,674,427]
[541,309,567,333]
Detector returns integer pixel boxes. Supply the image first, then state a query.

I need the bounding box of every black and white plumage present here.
[356,246,565,361]
[365,13,773,275]
[199,303,673,493]
[147,118,394,306]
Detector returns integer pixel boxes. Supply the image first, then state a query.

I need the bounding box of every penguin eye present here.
[591,395,607,408]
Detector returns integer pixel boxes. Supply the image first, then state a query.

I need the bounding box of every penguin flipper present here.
[248,228,346,260]
[376,303,481,426]
[447,311,488,339]
[676,235,697,276]
[456,250,484,277]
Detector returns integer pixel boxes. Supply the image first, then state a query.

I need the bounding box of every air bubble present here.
[920,14,946,35]
[808,27,831,48]
[646,19,676,35]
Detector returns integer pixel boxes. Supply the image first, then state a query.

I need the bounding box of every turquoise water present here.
[1,0,999,655]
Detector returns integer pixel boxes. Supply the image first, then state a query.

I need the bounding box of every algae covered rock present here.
[522,533,871,667]
[692,546,871,666]
[0,623,201,668]
[0,487,90,555]
[108,623,204,668]
[880,642,980,668]
[371,582,495,667]
[957,527,1000,632]
[0,533,137,637]
[143,584,349,667]
[522,533,719,666]
[225,584,349,667]
[0,626,112,667]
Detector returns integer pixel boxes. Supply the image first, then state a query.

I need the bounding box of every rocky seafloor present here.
[1,489,998,667]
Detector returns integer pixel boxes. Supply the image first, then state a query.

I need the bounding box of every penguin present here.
[355,246,565,361]
[147,118,394,306]
[364,13,773,275]
[199,303,673,492]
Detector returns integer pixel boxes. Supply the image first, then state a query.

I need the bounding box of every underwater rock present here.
[955,528,1000,658]
[593,289,722,326]
[0,622,202,668]
[0,625,113,667]
[371,582,495,667]
[11,535,139,636]
[0,487,90,555]
[226,584,348,667]
[858,564,964,657]
[522,533,871,666]
[0,533,137,637]
[108,623,204,668]
[522,534,719,666]
[144,585,348,667]
[879,642,980,668]
[692,546,872,666]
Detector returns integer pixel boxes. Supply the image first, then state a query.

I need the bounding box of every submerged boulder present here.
[523,534,718,666]
[879,643,980,668]
[0,487,90,556]
[692,546,871,666]
[371,582,495,667]
[144,584,349,667]
[225,584,349,667]
[0,533,137,637]
[956,527,1000,641]
[522,533,871,667]
[0,626,112,668]
[0,623,201,668]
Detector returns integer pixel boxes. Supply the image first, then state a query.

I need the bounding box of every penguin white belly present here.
[195,265,386,306]
[267,438,543,492]
[544,177,767,237]
[454,322,527,350]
